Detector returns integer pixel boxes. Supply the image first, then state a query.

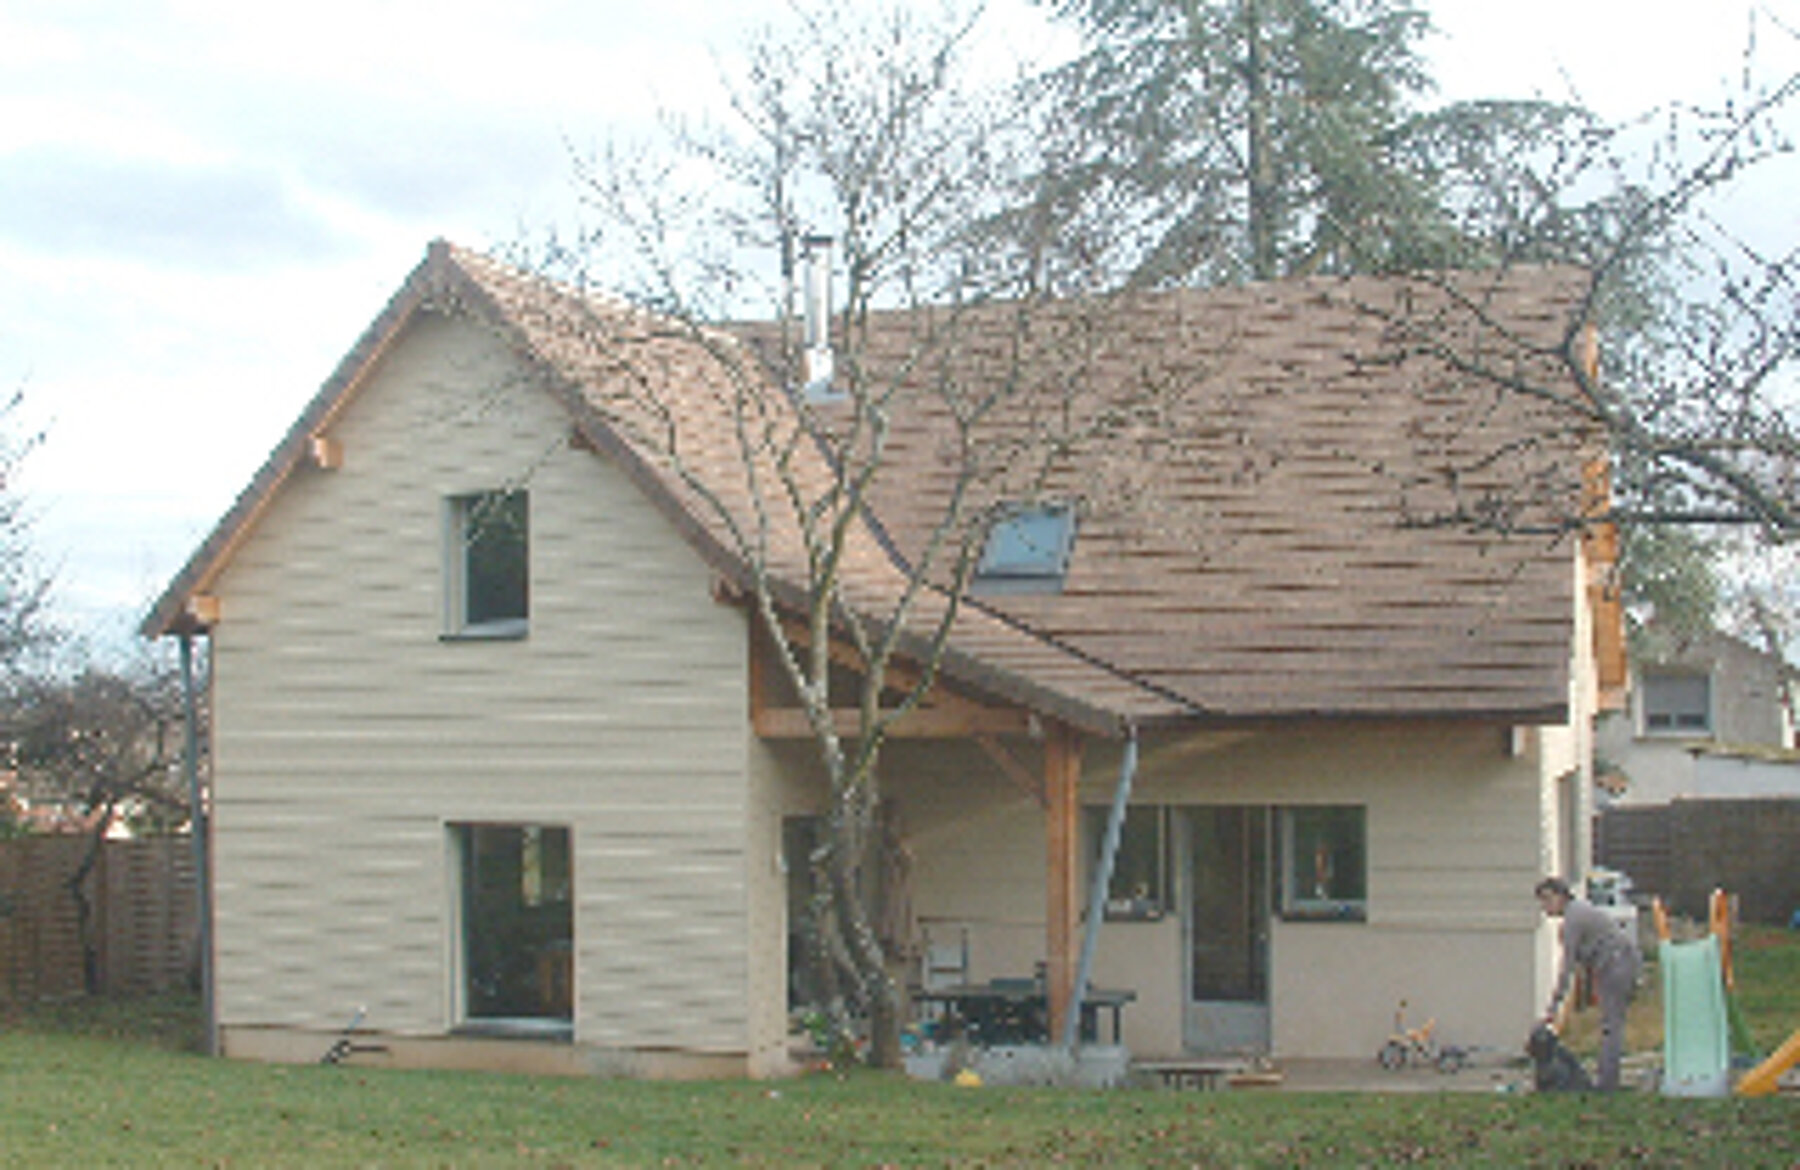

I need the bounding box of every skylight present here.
[975,503,1077,589]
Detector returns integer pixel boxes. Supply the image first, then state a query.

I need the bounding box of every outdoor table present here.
[915,980,1136,1045]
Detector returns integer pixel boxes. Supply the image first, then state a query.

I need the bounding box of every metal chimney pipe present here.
[801,234,835,396]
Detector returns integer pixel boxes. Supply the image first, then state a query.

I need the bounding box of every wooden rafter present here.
[745,608,1031,740]
[975,734,1046,808]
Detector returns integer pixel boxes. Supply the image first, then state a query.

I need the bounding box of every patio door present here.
[1181,806,1271,1054]
[453,823,573,1031]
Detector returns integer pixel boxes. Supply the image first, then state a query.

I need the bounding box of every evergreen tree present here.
[1018,0,1588,287]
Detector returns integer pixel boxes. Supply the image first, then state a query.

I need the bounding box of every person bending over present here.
[1535,875,1641,1091]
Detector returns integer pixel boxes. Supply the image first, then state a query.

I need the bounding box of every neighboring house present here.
[1596,626,1800,806]
[143,242,1620,1077]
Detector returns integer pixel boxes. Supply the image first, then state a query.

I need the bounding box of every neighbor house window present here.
[1088,805,1168,921]
[1278,806,1366,921]
[447,489,528,637]
[973,503,1076,592]
[1642,672,1711,735]
[452,823,572,1030]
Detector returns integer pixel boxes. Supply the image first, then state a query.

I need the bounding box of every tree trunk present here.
[1244,0,1278,281]
[67,812,112,995]
[867,967,904,1071]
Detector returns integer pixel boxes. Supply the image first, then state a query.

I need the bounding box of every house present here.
[1592,625,1799,926]
[1596,625,1799,806]
[143,241,1621,1077]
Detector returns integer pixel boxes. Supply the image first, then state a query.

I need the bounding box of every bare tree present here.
[491,2,1798,1069]
[1341,22,1800,542]
[481,3,1165,1067]
[0,388,56,687]
[8,652,194,991]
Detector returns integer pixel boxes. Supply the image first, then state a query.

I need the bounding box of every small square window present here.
[448,490,528,638]
[1642,672,1710,735]
[1088,805,1168,921]
[975,503,1076,589]
[1278,806,1366,921]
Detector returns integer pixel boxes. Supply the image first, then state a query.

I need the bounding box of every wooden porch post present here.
[1044,721,1082,1044]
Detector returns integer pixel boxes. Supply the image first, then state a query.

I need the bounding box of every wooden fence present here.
[0,836,197,1005]
[1595,797,1800,925]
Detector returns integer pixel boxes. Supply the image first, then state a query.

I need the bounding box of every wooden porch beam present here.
[307,434,343,470]
[747,610,1033,740]
[1043,720,1082,1045]
[774,613,931,696]
[752,705,1030,740]
[185,594,221,629]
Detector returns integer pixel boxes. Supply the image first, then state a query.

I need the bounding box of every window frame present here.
[1086,804,1170,922]
[973,502,1077,592]
[449,821,573,1036]
[444,489,530,640]
[1639,670,1712,736]
[1276,805,1367,923]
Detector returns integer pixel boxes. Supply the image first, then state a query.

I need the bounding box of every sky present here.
[1,0,1795,656]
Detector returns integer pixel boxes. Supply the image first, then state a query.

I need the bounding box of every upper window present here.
[1278,805,1366,922]
[1642,672,1710,735]
[974,503,1076,591]
[448,490,529,637]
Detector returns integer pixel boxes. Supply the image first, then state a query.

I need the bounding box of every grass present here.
[1731,926,1800,1055]
[1,930,1795,1168]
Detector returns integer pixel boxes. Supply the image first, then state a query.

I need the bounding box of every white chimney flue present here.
[801,234,836,397]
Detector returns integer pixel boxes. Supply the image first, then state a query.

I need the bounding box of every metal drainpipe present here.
[1061,724,1138,1051]
[179,630,218,1057]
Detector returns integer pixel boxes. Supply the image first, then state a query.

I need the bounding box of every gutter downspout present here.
[1061,724,1138,1050]
[179,631,217,1056]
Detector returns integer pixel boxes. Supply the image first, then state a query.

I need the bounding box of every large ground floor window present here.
[452,823,572,1029]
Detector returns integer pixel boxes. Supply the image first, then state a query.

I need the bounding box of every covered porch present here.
[747,609,1129,1056]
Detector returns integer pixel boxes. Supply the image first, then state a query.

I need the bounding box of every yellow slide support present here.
[1735,1028,1800,1098]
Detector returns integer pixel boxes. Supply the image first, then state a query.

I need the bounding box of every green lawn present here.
[1,929,1795,1168]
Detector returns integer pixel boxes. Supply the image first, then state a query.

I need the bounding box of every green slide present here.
[1660,935,1730,1097]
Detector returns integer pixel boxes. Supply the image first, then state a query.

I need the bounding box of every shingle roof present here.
[144,242,1594,730]
[141,242,1180,734]
[833,271,1594,719]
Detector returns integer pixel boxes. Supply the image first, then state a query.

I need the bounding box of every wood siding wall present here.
[0,836,196,1004]
[203,312,757,1057]
[887,721,1561,1061]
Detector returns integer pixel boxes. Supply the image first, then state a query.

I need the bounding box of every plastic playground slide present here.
[1660,935,1731,1097]
[1735,1028,1800,1097]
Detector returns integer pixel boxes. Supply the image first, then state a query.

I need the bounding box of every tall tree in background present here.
[1029,1,1797,555]
[1016,0,1587,287]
